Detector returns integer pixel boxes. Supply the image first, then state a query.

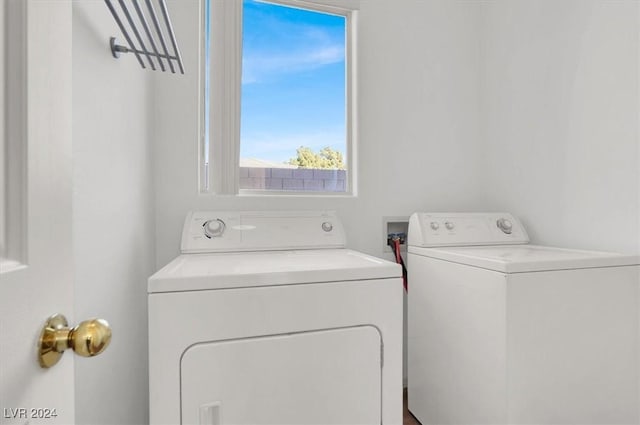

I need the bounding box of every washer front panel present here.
[408,253,639,425]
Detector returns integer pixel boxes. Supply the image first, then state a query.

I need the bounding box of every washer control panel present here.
[181,211,346,253]
[407,212,529,247]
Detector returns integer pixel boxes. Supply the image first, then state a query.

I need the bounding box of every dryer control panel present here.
[407,212,529,247]
[181,211,346,253]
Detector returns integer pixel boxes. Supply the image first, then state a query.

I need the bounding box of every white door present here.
[1,1,75,423]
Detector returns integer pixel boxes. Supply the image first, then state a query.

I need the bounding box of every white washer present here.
[148,211,403,425]
[407,212,640,425]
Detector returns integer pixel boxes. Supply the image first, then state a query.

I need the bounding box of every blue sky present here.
[240,0,346,164]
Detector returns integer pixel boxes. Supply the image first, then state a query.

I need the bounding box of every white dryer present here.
[407,212,640,425]
[148,211,403,425]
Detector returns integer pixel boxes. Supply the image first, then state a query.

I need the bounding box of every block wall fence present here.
[239,167,347,192]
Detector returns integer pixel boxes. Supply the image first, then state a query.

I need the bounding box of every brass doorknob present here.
[38,313,112,368]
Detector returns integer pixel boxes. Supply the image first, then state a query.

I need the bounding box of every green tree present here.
[287,146,345,169]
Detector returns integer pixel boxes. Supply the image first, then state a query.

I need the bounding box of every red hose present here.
[392,238,408,291]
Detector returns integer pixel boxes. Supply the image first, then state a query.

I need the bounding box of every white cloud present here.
[242,44,344,84]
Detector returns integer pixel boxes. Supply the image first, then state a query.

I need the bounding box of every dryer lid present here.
[148,249,401,293]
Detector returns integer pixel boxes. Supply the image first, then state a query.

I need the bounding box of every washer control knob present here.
[496,217,513,234]
[445,221,455,231]
[430,222,440,231]
[203,219,226,238]
[321,221,333,232]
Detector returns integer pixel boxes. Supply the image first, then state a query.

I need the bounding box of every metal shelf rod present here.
[131,0,165,71]
[104,0,146,69]
[145,0,176,73]
[158,0,185,74]
[117,0,156,70]
[105,0,184,74]
[111,40,179,61]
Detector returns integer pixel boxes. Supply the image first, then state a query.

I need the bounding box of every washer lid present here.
[408,244,640,273]
[148,249,401,293]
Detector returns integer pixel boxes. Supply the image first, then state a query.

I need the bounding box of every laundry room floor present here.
[403,389,420,425]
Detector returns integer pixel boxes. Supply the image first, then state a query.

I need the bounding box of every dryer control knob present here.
[203,219,226,238]
[430,222,440,231]
[321,222,333,232]
[445,221,455,231]
[496,217,513,234]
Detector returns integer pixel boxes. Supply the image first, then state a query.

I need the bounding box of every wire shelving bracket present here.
[104,0,185,74]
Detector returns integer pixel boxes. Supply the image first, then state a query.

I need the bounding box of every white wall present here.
[153,0,482,391]
[72,2,155,424]
[154,0,483,267]
[68,1,639,423]
[480,0,640,254]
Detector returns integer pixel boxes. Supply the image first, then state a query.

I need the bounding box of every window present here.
[202,0,358,195]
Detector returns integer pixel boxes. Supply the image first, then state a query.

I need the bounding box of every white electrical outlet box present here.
[383,216,409,253]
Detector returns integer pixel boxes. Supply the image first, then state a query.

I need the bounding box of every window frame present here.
[202,0,359,197]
